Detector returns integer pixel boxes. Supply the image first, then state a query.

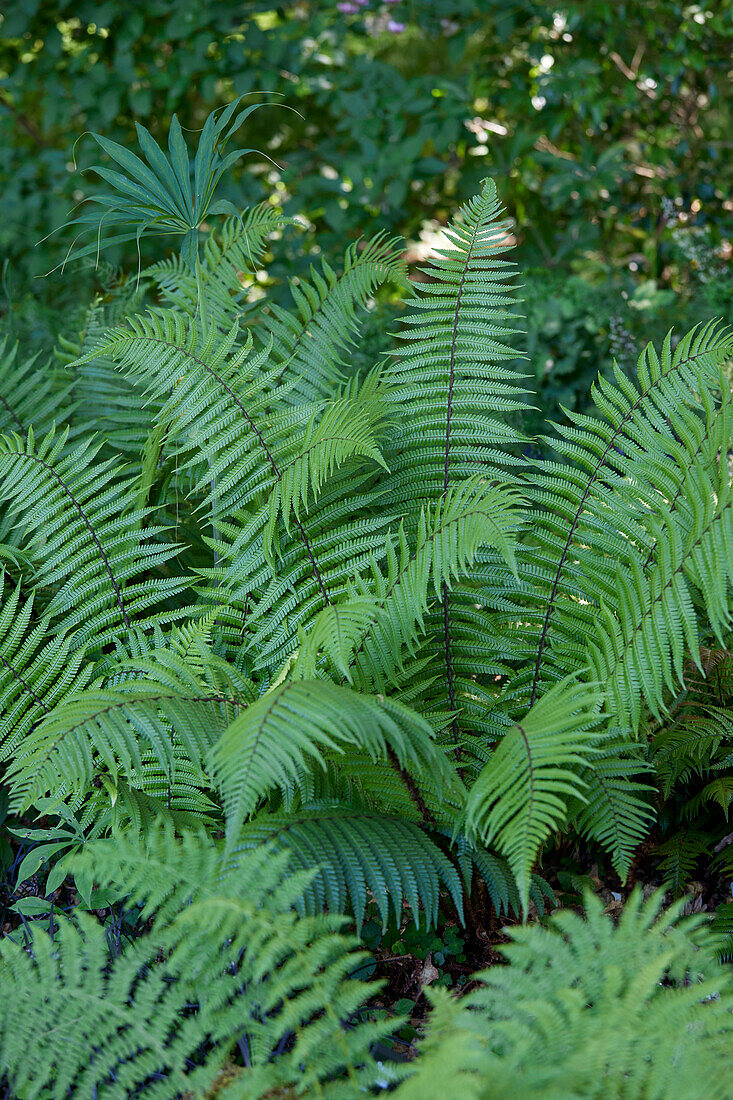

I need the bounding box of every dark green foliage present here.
[0,104,731,1093]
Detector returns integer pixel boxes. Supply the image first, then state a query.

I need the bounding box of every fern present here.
[395,889,733,1099]
[3,103,732,1093]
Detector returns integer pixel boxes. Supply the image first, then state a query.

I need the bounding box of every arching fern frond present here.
[0,578,94,762]
[463,678,603,911]
[8,664,249,812]
[0,427,187,653]
[0,337,72,438]
[212,681,458,848]
[235,804,464,931]
[516,322,733,710]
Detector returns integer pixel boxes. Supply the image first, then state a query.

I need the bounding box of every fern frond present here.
[464,678,602,910]
[0,578,94,761]
[383,176,527,509]
[147,204,287,326]
[572,738,655,879]
[78,311,389,556]
[212,680,457,847]
[589,448,733,729]
[0,426,187,651]
[7,675,242,811]
[235,804,464,931]
[0,337,72,437]
[262,232,408,403]
[74,825,390,1096]
[518,322,733,708]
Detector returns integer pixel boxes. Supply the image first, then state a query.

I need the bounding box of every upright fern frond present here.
[262,233,408,403]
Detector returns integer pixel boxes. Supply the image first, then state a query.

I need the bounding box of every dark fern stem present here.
[442,206,481,756]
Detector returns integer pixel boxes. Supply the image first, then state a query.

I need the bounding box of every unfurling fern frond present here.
[464,678,603,910]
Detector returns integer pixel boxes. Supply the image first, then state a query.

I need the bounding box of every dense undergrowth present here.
[0,98,731,1097]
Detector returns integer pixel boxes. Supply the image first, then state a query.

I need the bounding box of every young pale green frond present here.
[75,826,389,1096]
[235,804,464,931]
[212,680,456,847]
[0,579,94,762]
[463,678,603,911]
[0,913,198,1100]
[291,597,383,682]
[262,232,408,403]
[0,427,186,651]
[394,890,733,1100]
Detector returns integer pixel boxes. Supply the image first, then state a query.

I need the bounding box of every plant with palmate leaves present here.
[4,832,732,1100]
[0,104,732,947]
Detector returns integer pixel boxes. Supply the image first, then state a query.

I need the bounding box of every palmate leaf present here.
[463,678,603,911]
[234,804,464,931]
[211,680,458,849]
[0,427,187,652]
[52,96,274,273]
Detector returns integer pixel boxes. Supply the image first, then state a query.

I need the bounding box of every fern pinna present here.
[0,107,732,1096]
